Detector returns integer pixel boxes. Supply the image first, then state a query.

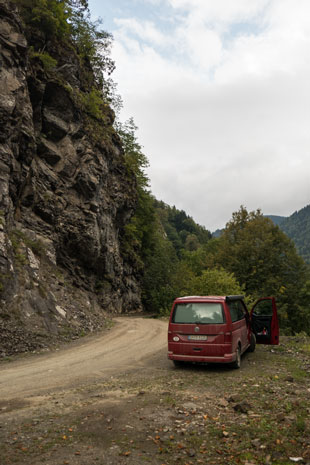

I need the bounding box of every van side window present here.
[229,300,245,322]
[238,300,247,318]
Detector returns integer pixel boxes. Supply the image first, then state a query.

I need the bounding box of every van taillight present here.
[224,331,232,343]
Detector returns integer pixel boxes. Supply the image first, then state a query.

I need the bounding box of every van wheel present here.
[248,333,256,353]
[173,360,184,368]
[232,346,241,369]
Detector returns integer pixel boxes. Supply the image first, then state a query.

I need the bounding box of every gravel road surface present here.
[0,317,168,400]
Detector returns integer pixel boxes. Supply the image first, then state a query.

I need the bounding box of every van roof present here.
[175,295,245,302]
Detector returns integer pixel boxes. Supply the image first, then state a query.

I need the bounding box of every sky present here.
[88,0,310,231]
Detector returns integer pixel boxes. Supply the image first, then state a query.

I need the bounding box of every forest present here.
[13,0,310,336]
[280,205,310,265]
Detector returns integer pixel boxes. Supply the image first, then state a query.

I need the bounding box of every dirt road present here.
[0,317,168,401]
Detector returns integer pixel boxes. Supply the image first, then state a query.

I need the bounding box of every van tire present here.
[248,333,256,353]
[173,360,184,368]
[232,346,241,369]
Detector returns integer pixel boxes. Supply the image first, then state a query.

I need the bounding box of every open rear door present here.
[251,297,279,345]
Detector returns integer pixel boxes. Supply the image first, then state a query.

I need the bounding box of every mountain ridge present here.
[279,204,310,264]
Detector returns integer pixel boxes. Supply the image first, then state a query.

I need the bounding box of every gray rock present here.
[37,138,62,166]
[233,401,252,414]
[42,109,69,141]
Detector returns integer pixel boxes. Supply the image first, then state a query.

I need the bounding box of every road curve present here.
[0,317,168,400]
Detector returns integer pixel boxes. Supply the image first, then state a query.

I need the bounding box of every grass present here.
[301,343,310,353]
[9,229,45,270]
[280,357,309,380]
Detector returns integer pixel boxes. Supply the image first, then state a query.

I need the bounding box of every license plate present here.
[188,335,208,341]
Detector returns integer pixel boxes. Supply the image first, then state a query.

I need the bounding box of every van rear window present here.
[172,303,224,324]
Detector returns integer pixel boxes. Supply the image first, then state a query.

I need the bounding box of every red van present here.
[168,295,279,368]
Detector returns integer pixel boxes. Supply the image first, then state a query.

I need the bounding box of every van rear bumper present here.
[168,351,235,364]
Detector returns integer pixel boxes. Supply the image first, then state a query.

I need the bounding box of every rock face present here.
[0,0,141,357]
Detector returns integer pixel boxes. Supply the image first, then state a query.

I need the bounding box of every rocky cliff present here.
[0,0,142,357]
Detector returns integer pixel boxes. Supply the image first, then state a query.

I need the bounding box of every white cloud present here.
[106,0,310,229]
[175,21,223,70]
[267,0,310,33]
[142,0,165,4]
[167,0,270,23]
[114,18,167,46]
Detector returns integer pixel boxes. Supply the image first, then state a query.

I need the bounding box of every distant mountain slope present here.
[265,215,286,226]
[279,205,310,264]
[154,200,211,256]
[212,228,223,238]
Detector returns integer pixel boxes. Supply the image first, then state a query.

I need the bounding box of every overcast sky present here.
[88,0,310,231]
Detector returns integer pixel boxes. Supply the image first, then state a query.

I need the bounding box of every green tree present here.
[179,268,244,297]
[117,118,155,270]
[15,0,115,87]
[69,3,115,87]
[184,234,200,251]
[153,200,211,257]
[116,119,187,313]
[142,223,179,313]
[116,118,149,192]
[179,239,219,276]
[16,0,70,41]
[216,206,310,333]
